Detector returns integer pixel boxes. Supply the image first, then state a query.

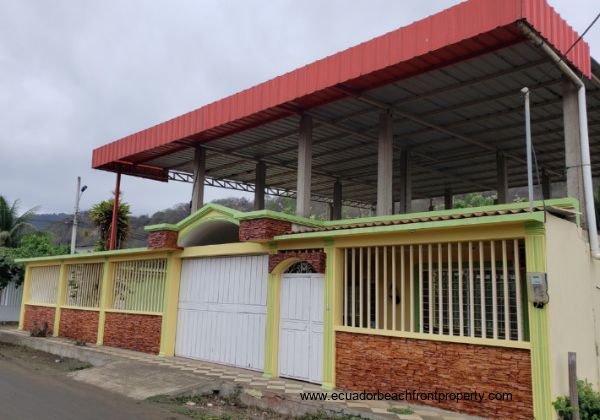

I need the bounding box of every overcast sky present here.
[1,0,598,215]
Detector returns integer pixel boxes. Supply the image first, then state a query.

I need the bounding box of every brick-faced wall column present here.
[147,230,180,249]
[239,218,291,242]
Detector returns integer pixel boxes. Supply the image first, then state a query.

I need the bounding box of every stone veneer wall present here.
[336,331,533,419]
[268,251,326,273]
[58,308,99,343]
[23,304,56,334]
[103,312,162,354]
[239,218,291,241]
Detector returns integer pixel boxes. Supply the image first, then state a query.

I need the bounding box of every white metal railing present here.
[65,263,103,308]
[342,239,526,342]
[29,265,60,305]
[111,259,167,313]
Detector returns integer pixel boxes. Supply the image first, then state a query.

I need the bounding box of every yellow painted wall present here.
[545,214,600,397]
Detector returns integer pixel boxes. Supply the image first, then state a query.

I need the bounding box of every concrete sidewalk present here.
[0,328,477,420]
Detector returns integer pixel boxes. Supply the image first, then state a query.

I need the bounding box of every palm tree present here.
[0,196,37,248]
[89,198,131,250]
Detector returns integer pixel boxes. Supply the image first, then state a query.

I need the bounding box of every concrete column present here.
[563,79,586,219]
[254,161,266,210]
[377,110,394,216]
[191,147,206,214]
[296,115,313,217]
[542,169,552,199]
[444,186,453,210]
[331,180,342,220]
[398,145,411,214]
[496,150,509,204]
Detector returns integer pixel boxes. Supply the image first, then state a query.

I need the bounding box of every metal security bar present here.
[65,263,103,308]
[111,259,167,313]
[29,265,60,305]
[342,239,526,342]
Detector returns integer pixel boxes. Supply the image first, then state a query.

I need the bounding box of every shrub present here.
[554,380,600,419]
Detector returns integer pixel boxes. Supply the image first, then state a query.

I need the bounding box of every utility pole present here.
[70,176,87,254]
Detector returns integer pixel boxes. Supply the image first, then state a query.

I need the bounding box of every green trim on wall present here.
[145,203,243,232]
[237,209,322,227]
[177,216,240,245]
[322,245,336,391]
[263,272,277,378]
[524,222,553,420]
[15,247,160,264]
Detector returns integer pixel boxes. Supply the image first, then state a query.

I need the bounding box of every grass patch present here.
[387,407,413,415]
[69,362,92,371]
[298,411,363,419]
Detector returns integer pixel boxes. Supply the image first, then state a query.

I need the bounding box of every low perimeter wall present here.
[23,304,162,354]
[59,308,99,343]
[336,331,533,419]
[103,312,162,354]
[23,305,55,334]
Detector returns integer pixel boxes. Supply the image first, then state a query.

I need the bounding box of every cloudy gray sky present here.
[1,0,598,215]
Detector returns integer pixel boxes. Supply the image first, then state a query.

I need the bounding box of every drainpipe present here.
[519,23,600,259]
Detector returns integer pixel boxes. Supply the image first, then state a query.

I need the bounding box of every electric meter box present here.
[526,272,549,306]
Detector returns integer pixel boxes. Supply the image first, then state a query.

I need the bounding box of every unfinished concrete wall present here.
[545,214,600,397]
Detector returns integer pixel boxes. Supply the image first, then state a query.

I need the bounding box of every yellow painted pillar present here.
[159,252,182,357]
[322,240,342,391]
[18,265,32,330]
[263,271,280,378]
[525,222,553,419]
[96,259,113,345]
[53,262,68,337]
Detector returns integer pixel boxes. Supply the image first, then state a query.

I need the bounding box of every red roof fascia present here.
[92,0,591,179]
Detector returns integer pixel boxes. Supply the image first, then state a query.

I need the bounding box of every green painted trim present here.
[524,225,553,419]
[274,212,545,241]
[144,203,243,232]
[15,247,160,263]
[237,210,322,227]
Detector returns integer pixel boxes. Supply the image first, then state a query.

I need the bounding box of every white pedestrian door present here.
[175,255,268,371]
[279,273,324,384]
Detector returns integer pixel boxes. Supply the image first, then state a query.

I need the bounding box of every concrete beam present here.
[296,115,313,217]
[563,79,586,221]
[397,145,411,214]
[254,161,266,210]
[376,110,394,216]
[190,147,206,213]
[496,150,509,204]
[332,180,342,220]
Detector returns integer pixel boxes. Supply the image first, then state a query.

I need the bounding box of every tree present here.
[0,195,37,247]
[0,233,68,289]
[453,193,496,209]
[88,198,131,250]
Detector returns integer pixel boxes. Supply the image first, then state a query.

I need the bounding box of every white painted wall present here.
[175,255,268,371]
[545,214,600,397]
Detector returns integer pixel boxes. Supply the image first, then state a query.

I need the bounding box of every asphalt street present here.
[0,357,183,420]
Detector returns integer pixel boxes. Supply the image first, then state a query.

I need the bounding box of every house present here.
[16,0,600,418]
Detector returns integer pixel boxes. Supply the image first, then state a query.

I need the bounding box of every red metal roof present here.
[92,0,592,180]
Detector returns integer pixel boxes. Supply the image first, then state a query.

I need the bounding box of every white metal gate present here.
[175,255,268,370]
[0,281,22,322]
[278,273,324,384]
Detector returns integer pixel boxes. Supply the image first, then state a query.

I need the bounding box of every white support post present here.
[377,110,394,216]
[191,147,206,214]
[496,150,509,204]
[254,161,266,210]
[562,79,586,223]
[296,115,312,217]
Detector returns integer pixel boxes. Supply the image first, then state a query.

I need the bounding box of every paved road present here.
[0,358,182,420]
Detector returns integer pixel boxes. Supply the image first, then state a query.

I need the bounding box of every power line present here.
[560,10,600,64]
